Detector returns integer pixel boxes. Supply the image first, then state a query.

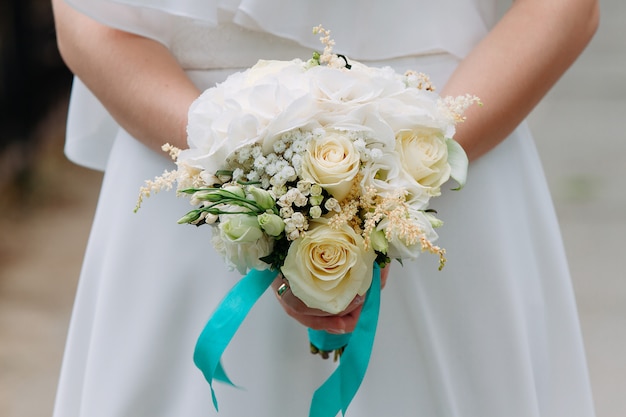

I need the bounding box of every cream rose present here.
[396,127,451,195]
[299,131,361,201]
[281,219,376,314]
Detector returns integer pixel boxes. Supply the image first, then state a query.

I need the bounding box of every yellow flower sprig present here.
[363,190,447,270]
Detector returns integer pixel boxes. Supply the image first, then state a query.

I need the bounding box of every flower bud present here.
[280,206,294,219]
[194,190,223,203]
[222,185,246,199]
[310,184,323,196]
[308,194,324,206]
[177,210,202,224]
[369,229,389,254]
[309,206,322,219]
[258,212,285,237]
[248,186,276,211]
[204,213,219,225]
[324,198,341,212]
[424,212,444,228]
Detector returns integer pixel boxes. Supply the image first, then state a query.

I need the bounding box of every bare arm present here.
[51,0,200,151]
[442,0,599,161]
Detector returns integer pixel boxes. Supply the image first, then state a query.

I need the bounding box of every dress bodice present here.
[67,0,500,61]
[63,0,501,171]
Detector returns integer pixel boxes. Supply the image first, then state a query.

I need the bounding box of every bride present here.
[51,0,599,416]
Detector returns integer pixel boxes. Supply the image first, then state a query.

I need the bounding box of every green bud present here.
[177,210,202,224]
[248,186,276,211]
[310,184,323,196]
[309,206,322,219]
[257,212,285,237]
[222,185,246,199]
[424,212,444,228]
[369,229,389,254]
[194,190,223,202]
[309,194,324,206]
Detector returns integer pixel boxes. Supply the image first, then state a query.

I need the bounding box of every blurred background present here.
[0,1,624,416]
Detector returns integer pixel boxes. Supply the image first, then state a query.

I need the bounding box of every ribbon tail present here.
[193,268,278,411]
[309,264,382,417]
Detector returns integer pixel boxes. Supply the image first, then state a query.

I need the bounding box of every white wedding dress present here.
[54,1,596,416]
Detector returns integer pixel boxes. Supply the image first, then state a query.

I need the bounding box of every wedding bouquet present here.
[136,26,478,416]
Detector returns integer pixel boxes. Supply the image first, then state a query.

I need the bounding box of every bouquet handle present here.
[308,328,352,359]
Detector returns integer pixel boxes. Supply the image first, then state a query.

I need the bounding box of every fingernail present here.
[326,328,346,335]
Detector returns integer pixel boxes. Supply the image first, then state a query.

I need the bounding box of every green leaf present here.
[446,138,469,190]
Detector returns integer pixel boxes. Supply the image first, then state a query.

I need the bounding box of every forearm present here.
[51,0,200,151]
[442,0,599,161]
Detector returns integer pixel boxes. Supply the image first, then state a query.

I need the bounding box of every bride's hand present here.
[271,265,390,334]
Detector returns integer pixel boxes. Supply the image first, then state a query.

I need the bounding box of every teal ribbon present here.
[193,268,278,410]
[193,264,381,417]
[309,264,381,417]
[308,328,352,352]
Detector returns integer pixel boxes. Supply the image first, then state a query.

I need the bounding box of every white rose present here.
[299,131,361,201]
[219,214,263,243]
[396,127,451,196]
[359,147,401,195]
[212,228,273,274]
[377,208,438,260]
[281,219,376,314]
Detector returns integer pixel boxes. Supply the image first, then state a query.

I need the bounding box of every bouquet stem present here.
[308,329,352,361]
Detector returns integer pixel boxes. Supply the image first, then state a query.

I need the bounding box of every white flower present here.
[324,198,341,212]
[281,218,377,314]
[377,209,438,260]
[297,180,312,195]
[290,212,306,228]
[178,59,318,174]
[308,63,404,108]
[219,214,263,243]
[309,206,322,219]
[299,130,361,201]
[395,127,451,195]
[279,206,294,218]
[212,228,273,274]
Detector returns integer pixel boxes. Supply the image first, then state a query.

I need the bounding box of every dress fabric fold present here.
[54,1,596,416]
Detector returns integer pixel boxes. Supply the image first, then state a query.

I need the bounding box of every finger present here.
[277,284,366,317]
[289,304,364,334]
